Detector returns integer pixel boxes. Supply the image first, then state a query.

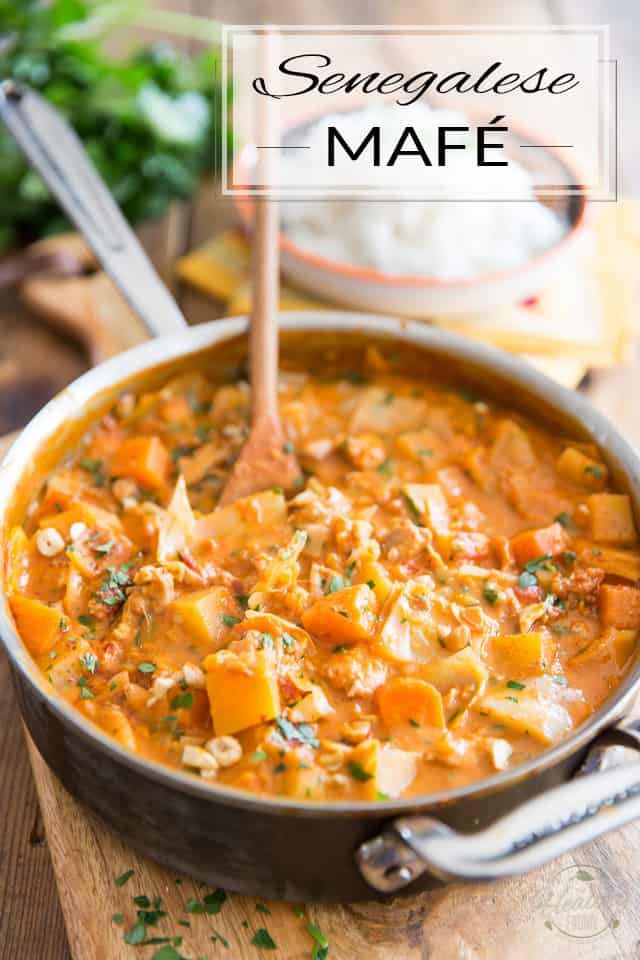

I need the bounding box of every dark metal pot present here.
[3,314,640,901]
[2,83,640,901]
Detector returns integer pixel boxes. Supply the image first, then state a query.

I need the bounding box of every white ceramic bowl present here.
[234,123,588,317]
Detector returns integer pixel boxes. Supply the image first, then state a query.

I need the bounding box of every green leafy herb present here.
[93,538,116,555]
[482,581,499,605]
[77,676,94,699]
[308,922,329,960]
[585,464,604,479]
[79,651,99,674]
[185,898,204,914]
[506,680,526,691]
[170,692,193,710]
[112,913,124,924]
[78,614,94,628]
[281,632,296,649]
[401,491,423,526]
[326,574,345,594]
[517,571,538,590]
[211,929,230,948]
[115,869,134,887]
[275,717,319,749]
[554,512,573,528]
[348,761,373,782]
[408,718,420,728]
[256,903,271,915]
[251,928,277,949]
[124,920,146,945]
[376,458,394,476]
[333,644,351,654]
[97,565,132,606]
[222,614,241,628]
[203,888,227,915]
[251,750,268,764]
[79,457,106,486]
[138,661,156,674]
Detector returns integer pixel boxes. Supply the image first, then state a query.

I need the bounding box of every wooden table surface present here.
[1,1,639,957]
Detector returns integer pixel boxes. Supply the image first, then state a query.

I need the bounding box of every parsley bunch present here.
[0,0,230,253]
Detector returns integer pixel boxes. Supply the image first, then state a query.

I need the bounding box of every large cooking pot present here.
[2,82,640,903]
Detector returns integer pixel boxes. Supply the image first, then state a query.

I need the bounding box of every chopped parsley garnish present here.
[273,762,287,774]
[171,444,197,463]
[562,550,577,564]
[124,920,146,945]
[506,680,525,691]
[275,717,319,749]
[482,581,499,605]
[256,903,271,915]
[251,928,277,949]
[326,574,345,594]
[221,614,241,628]
[79,652,99,674]
[585,464,604,479]
[401,491,423,526]
[203,888,227,914]
[308,922,329,960]
[348,761,373,782]
[79,457,106,486]
[251,750,268,764]
[281,632,296,649]
[376,458,394,476]
[112,913,124,924]
[517,571,538,590]
[505,695,519,703]
[408,718,420,728]
[93,538,116,556]
[525,553,553,573]
[333,644,351,653]
[97,565,132,606]
[78,614,94,628]
[115,869,134,886]
[170,692,193,710]
[77,676,94,699]
[211,929,230,948]
[185,898,204,914]
[554,512,572,528]
[138,662,156,674]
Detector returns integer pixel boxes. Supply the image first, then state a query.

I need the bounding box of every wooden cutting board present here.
[5,273,640,959]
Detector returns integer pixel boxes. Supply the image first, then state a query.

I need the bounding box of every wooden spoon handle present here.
[250,29,280,425]
[251,196,279,423]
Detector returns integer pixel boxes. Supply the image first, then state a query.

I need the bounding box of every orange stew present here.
[6,344,640,801]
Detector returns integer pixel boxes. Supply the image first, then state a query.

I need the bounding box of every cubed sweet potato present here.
[203,648,280,735]
[588,494,637,545]
[599,584,640,629]
[556,447,608,490]
[302,584,377,643]
[111,436,169,489]
[492,631,549,677]
[169,586,241,650]
[9,594,64,657]
[376,677,445,729]
[510,522,568,566]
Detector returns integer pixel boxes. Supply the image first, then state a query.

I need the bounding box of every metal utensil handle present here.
[357,719,640,892]
[0,80,187,338]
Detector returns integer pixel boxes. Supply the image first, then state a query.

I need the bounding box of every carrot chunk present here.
[510,522,568,566]
[599,584,640,629]
[111,436,169,489]
[376,677,445,729]
[9,594,63,657]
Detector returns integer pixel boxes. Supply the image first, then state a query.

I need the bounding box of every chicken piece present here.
[322,645,387,698]
[112,565,175,645]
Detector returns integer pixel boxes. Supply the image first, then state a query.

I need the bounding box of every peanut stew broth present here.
[6,341,640,802]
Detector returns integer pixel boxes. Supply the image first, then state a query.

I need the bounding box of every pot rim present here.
[2,311,639,820]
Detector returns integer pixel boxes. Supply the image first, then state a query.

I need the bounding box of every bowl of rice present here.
[234,103,588,316]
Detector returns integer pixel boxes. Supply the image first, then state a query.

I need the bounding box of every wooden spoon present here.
[218,32,300,506]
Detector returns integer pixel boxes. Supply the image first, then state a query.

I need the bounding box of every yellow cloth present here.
[177,203,640,389]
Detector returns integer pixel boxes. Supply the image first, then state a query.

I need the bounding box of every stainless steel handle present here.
[357,718,640,892]
[0,80,187,338]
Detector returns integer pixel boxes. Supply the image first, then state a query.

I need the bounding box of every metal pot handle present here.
[0,80,187,338]
[357,718,640,892]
